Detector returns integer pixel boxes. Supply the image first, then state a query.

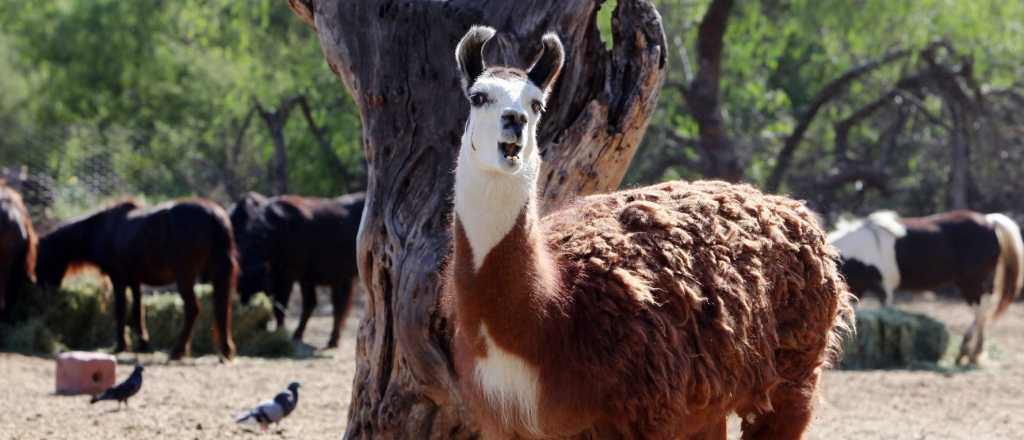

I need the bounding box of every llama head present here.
[455,26,564,175]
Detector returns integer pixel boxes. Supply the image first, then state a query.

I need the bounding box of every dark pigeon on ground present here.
[90,364,144,409]
[235,382,301,431]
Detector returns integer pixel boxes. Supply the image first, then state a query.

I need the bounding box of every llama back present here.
[541,180,855,422]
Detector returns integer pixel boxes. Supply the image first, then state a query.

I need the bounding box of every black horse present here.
[230,192,363,348]
[0,183,36,316]
[36,198,238,359]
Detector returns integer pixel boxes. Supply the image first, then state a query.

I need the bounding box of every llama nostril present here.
[502,111,528,132]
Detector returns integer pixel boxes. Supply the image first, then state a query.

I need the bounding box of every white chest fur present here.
[474,324,543,436]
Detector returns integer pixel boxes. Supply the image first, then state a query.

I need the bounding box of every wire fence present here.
[2,127,141,232]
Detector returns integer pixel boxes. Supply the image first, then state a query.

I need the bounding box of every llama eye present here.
[531,100,544,114]
[470,92,489,107]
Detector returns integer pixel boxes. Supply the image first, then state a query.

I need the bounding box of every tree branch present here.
[294,95,352,188]
[681,0,741,181]
[766,47,911,192]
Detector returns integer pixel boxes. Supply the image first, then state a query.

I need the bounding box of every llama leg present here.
[130,284,150,352]
[212,275,235,359]
[170,283,200,360]
[326,279,354,348]
[293,282,317,343]
[741,374,819,440]
[112,281,129,353]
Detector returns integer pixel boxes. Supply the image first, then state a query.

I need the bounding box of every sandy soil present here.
[2,295,1023,439]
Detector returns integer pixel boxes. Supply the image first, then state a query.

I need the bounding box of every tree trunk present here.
[285,0,666,437]
[947,104,970,209]
[256,97,302,195]
[681,0,741,182]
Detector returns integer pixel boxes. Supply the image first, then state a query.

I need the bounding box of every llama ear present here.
[455,25,496,94]
[527,32,565,95]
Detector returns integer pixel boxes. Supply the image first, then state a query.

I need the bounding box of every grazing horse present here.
[35,199,238,359]
[0,183,36,316]
[230,192,364,348]
[829,210,1023,364]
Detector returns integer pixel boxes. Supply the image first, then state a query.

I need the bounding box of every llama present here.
[443,26,855,439]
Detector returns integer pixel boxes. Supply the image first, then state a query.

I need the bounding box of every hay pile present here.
[1,281,292,357]
[840,307,950,370]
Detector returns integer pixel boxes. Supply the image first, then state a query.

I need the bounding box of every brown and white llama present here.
[443,26,855,439]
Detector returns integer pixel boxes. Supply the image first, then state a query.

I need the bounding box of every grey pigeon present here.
[236,382,300,431]
[90,364,144,409]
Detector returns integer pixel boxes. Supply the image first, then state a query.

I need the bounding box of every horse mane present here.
[867,210,907,238]
[828,210,907,242]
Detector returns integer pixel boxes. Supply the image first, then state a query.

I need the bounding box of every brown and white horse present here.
[829,210,1023,364]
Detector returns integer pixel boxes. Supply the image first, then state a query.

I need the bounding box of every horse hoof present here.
[136,341,152,353]
[326,340,339,349]
[113,345,127,354]
[169,349,187,361]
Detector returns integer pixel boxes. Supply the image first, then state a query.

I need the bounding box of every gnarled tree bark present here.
[284,0,666,437]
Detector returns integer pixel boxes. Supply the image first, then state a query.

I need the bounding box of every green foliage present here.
[0,0,364,213]
[629,0,1024,217]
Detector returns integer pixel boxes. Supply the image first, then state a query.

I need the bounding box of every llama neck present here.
[452,142,560,323]
[453,147,540,271]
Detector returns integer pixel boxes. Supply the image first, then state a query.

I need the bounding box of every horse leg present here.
[0,260,9,312]
[271,274,292,332]
[957,288,994,366]
[129,284,151,352]
[741,372,819,440]
[112,281,129,353]
[327,279,355,348]
[170,282,200,360]
[950,280,991,366]
[212,274,235,360]
[293,282,317,343]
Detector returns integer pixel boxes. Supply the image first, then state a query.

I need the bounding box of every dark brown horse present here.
[0,183,36,316]
[36,198,238,359]
[829,210,1023,364]
[230,192,363,348]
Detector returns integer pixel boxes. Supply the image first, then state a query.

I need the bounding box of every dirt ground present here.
[2,294,1023,439]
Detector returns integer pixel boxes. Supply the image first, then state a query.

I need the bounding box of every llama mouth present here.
[498,141,523,160]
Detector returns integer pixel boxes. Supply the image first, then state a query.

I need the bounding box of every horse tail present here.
[207,203,239,359]
[207,205,240,291]
[21,209,37,284]
[986,213,1024,319]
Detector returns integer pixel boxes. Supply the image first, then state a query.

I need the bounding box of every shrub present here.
[1,280,291,357]
[840,307,950,370]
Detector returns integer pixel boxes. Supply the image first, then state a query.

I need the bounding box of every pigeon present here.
[235,382,300,431]
[90,364,144,409]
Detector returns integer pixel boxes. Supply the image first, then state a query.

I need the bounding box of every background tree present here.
[626,0,1024,220]
[284,0,665,436]
[0,0,366,219]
